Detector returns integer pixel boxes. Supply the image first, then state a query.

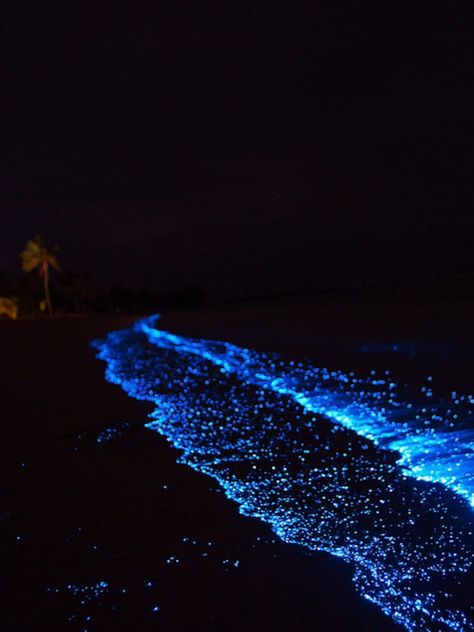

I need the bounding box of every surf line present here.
[139,316,474,511]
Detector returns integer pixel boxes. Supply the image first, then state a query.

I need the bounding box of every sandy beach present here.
[0,306,415,631]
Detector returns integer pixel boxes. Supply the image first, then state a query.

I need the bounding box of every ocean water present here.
[93,316,474,631]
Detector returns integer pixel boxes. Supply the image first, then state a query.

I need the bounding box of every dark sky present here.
[1,2,473,299]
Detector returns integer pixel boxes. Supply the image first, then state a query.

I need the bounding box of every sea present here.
[93,315,474,631]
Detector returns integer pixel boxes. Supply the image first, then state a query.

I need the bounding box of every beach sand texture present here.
[3,298,473,630]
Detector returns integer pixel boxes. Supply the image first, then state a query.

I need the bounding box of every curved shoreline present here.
[94,316,474,631]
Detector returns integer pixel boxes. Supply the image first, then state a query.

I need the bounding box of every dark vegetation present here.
[0,236,207,318]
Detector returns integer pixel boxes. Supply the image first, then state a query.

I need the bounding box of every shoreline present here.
[0,314,406,630]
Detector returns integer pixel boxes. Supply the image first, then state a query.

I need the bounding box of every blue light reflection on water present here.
[93,316,474,631]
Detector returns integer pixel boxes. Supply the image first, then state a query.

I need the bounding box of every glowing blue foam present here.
[93,316,474,631]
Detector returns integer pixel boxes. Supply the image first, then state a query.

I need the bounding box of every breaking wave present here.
[94,316,474,631]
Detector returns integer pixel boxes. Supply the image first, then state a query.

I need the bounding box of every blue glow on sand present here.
[96,422,130,443]
[47,581,109,604]
[93,316,474,631]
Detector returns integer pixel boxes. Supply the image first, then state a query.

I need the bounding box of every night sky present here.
[1,2,473,300]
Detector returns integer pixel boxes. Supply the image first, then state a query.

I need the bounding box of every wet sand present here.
[3,301,463,631]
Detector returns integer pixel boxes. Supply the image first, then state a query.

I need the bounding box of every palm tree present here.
[20,236,60,316]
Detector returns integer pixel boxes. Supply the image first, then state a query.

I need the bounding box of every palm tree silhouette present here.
[20,236,60,316]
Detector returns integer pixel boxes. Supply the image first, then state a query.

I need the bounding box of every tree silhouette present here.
[20,236,60,316]
[60,269,98,313]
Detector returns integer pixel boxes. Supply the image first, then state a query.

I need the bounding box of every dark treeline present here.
[0,236,208,318]
[0,268,207,318]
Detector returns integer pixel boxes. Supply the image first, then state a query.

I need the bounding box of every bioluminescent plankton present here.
[94,316,474,631]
